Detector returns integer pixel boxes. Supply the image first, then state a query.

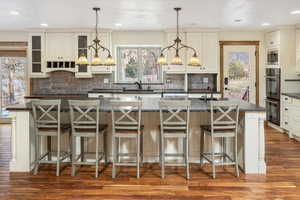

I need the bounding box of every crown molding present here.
[26,28,113,33]
[164,27,220,33]
[263,25,297,33]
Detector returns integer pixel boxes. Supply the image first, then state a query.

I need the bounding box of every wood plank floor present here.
[1,124,300,200]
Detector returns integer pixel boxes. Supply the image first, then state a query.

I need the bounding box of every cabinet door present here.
[202,32,219,72]
[29,33,46,76]
[296,30,300,51]
[289,102,300,137]
[266,31,280,48]
[46,33,76,61]
[186,32,202,72]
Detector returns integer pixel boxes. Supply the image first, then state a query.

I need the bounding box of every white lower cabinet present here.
[289,99,300,138]
[281,95,300,138]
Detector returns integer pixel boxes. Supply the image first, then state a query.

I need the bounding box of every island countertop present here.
[7,97,265,112]
[88,89,222,94]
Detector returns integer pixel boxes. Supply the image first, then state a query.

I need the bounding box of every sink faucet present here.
[134,80,142,90]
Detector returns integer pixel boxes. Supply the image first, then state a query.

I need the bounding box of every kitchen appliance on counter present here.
[265,68,281,125]
[267,48,279,66]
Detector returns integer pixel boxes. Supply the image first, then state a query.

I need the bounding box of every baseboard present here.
[267,122,284,133]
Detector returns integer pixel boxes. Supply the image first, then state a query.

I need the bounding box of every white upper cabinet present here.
[46,32,76,61]
[186,32,203,73]
[265,31,280,48]
[201,32,219,73]
[296,29,300,51]
[28,32,48,78]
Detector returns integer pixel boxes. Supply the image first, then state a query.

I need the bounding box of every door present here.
[0,57,27,115]
[223,45,256,104]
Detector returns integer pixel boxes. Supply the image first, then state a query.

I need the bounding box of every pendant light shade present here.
[76,55,89,65]
[105,55,116,66]
[157,54,168,65]
[91,56,103,66]
[188,53,201,66]
[171,55,183,65]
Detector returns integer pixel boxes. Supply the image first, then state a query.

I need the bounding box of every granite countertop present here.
[24,94,90,99]
[282,93,300,99]
[7,97,265,112]
[88,89,221,94]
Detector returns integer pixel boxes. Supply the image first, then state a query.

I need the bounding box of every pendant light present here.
[76,7,115,66]
[158,8,201,67]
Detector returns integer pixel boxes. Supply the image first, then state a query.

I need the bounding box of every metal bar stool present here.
[69,100,108,178]
[32,99,71,176]
[159,99,191,179]
[200,101,240,179]
[110,99,143,178]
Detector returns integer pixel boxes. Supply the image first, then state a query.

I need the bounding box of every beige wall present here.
[0,31,28,41]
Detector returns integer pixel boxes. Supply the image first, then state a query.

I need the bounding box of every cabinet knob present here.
[285,98,288,100]
[285,122,288,125]
[285,108,288,111]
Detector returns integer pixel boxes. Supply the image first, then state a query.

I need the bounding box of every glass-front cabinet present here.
[29,33,48,77]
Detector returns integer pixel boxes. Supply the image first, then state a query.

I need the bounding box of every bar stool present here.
[69,100,108,178]
[200,101,240,179]
[32,99,71,176]
[159,99,191,179]
[110,99,143,178]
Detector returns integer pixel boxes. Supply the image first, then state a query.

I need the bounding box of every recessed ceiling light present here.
[290,10,300,15]
[115,23,122,27]
[261,22,270,26]
[234,19,242,23]
[40,23,48,27]
[10,10,19,15]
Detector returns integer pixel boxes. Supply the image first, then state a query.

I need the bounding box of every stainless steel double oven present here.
[265,68,281,125]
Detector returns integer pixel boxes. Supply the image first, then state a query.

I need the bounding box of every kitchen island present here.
[7,97,266,174]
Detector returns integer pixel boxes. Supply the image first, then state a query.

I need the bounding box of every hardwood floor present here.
[1,124,300,200]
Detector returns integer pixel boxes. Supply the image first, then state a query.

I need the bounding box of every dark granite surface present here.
[7,97,265,112]
[88,89,221,94]
[282,93,300,99]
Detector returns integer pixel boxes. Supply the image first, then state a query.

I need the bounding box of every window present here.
[0,57,26,114]
[117,46,161,82]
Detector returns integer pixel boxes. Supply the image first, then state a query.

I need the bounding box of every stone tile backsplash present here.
[164,74,185,90]
[31,71,113,95]
[31,71,218,95]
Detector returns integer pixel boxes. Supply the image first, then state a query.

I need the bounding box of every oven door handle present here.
[265,99,279,104]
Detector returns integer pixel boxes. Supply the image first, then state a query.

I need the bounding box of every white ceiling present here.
[0,0,300,30]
